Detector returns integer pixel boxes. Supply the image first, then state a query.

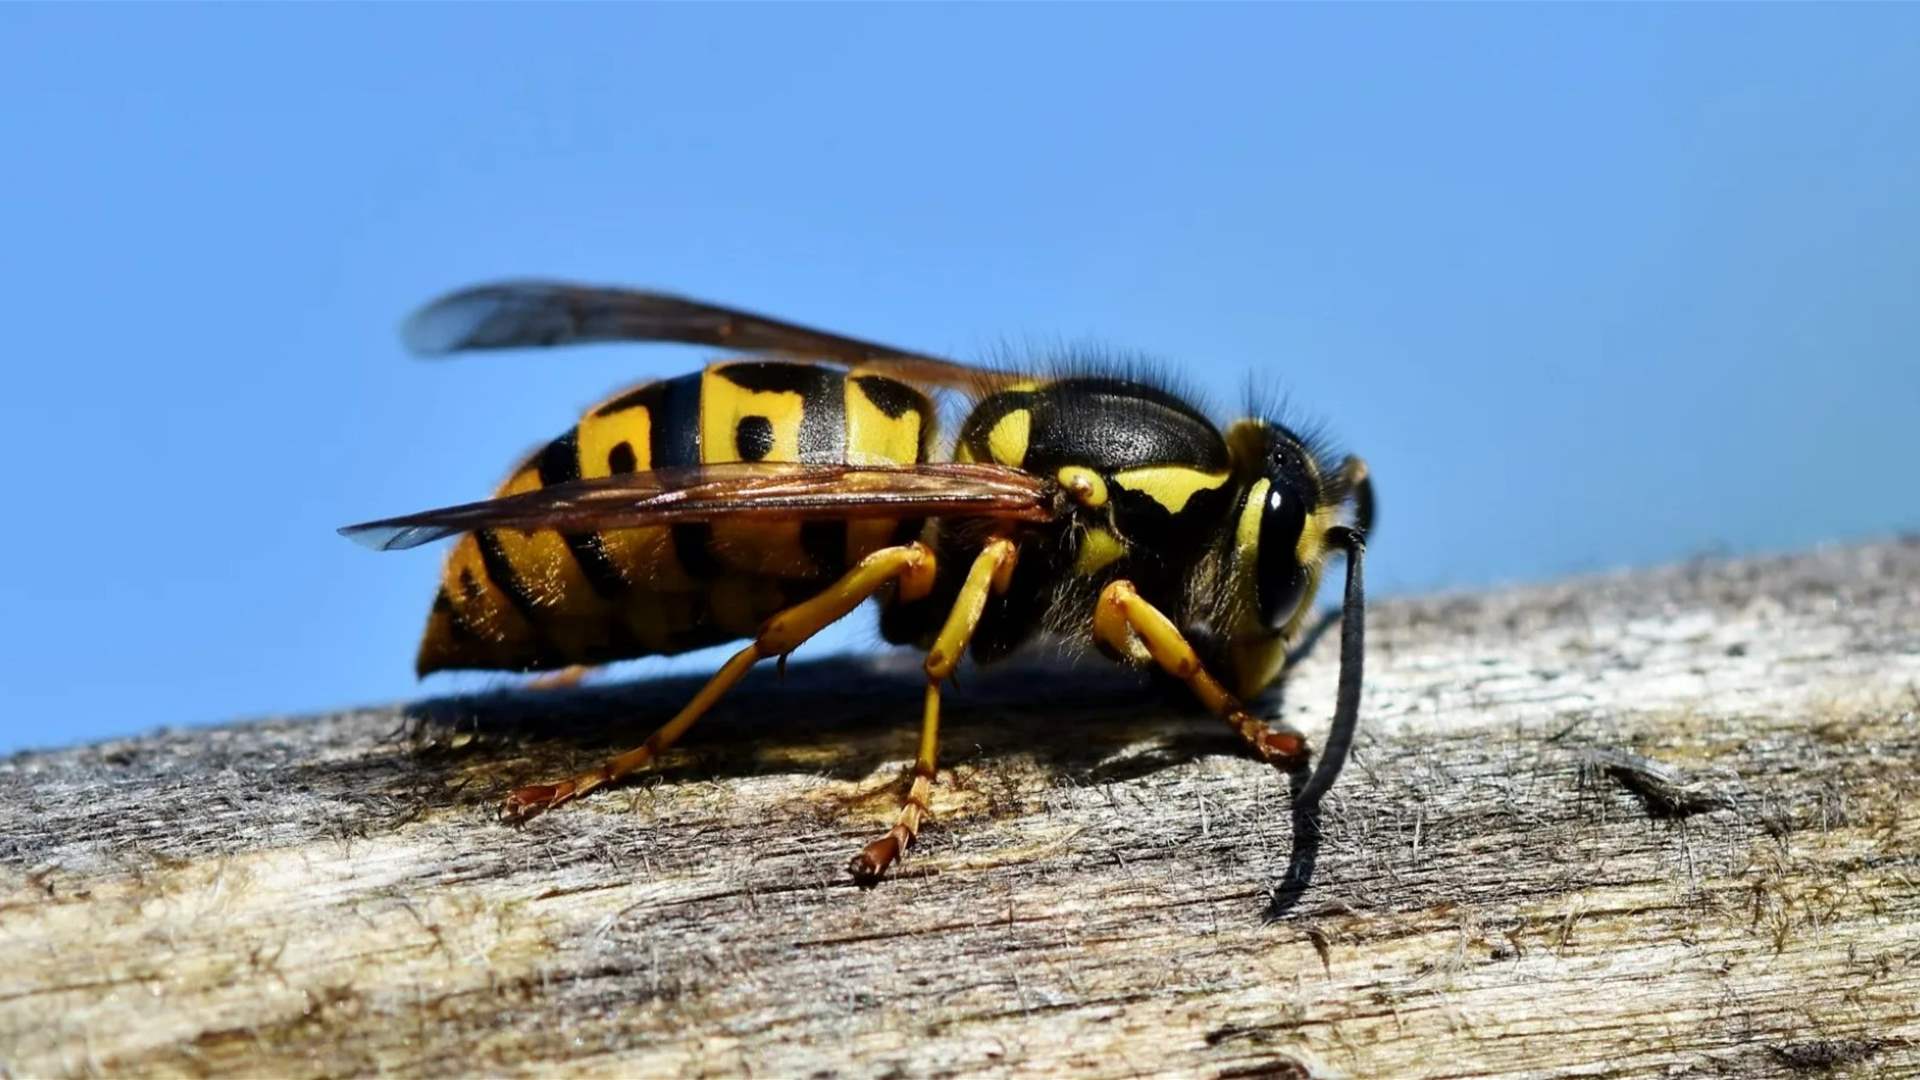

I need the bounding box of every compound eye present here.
[1257,483,1310,630]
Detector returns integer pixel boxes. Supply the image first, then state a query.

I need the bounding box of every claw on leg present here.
[849,767,932,883]
[1230,710,1310,768]
[503,777,588,818]
[848,690,939,883]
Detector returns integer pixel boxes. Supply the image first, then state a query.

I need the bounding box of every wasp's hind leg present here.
[1093,580,1311,769]
[525,664,597,691]
[849,537,1017,884]
[503,542,938,817]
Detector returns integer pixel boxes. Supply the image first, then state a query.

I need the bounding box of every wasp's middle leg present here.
[848,536,1017,882]
[1093,579,1310,769]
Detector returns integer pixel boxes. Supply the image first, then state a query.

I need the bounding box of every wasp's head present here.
[1215,419,1369,700]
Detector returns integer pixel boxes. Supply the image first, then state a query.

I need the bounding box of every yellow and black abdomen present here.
[416,361,934,675]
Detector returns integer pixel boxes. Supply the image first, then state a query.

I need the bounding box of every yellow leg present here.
[1093,579,1310,767]
[849,537,1017,881]
[525,664,595,691]
[504,541,938,817]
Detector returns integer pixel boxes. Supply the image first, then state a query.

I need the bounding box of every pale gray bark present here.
[3,540,1917,1078]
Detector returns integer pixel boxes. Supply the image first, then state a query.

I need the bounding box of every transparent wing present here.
[402,280,1008,390]
[341,461,1056,552]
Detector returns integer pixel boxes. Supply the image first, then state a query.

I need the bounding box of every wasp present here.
[344,282,1372,881]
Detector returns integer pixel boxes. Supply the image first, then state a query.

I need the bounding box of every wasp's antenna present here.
[1296,525,1364,808]
[1343,457,1374,537]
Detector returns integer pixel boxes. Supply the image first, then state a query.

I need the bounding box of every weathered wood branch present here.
[3,540,1918,1077]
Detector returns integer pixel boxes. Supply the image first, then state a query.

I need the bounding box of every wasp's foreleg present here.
[1092,580,1312,769]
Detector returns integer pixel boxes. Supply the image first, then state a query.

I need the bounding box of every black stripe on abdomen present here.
[538,429,630,600]
[474,528,556,666]
[648,373,722,579]
[715,363,849,578]
[793,367,847,576]
[433,587,482,645]
[564,531,629,599]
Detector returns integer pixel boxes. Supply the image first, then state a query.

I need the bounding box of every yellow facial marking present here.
[1112,466,1230,514]
[1235,479,1269,556]
[1073,527,1127,575]
[986,408,1031,468]
[1295,505,1334,568]
[1056,465,1109,508]
[1221,479,1332,695]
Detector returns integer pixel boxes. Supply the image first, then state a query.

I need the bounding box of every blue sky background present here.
[2,6,1915,752]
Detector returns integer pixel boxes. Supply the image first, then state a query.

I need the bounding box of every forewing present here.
[402,280,1007,390]
[341,462,1056,552]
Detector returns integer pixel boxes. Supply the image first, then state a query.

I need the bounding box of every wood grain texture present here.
[3,540,1917,1078]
